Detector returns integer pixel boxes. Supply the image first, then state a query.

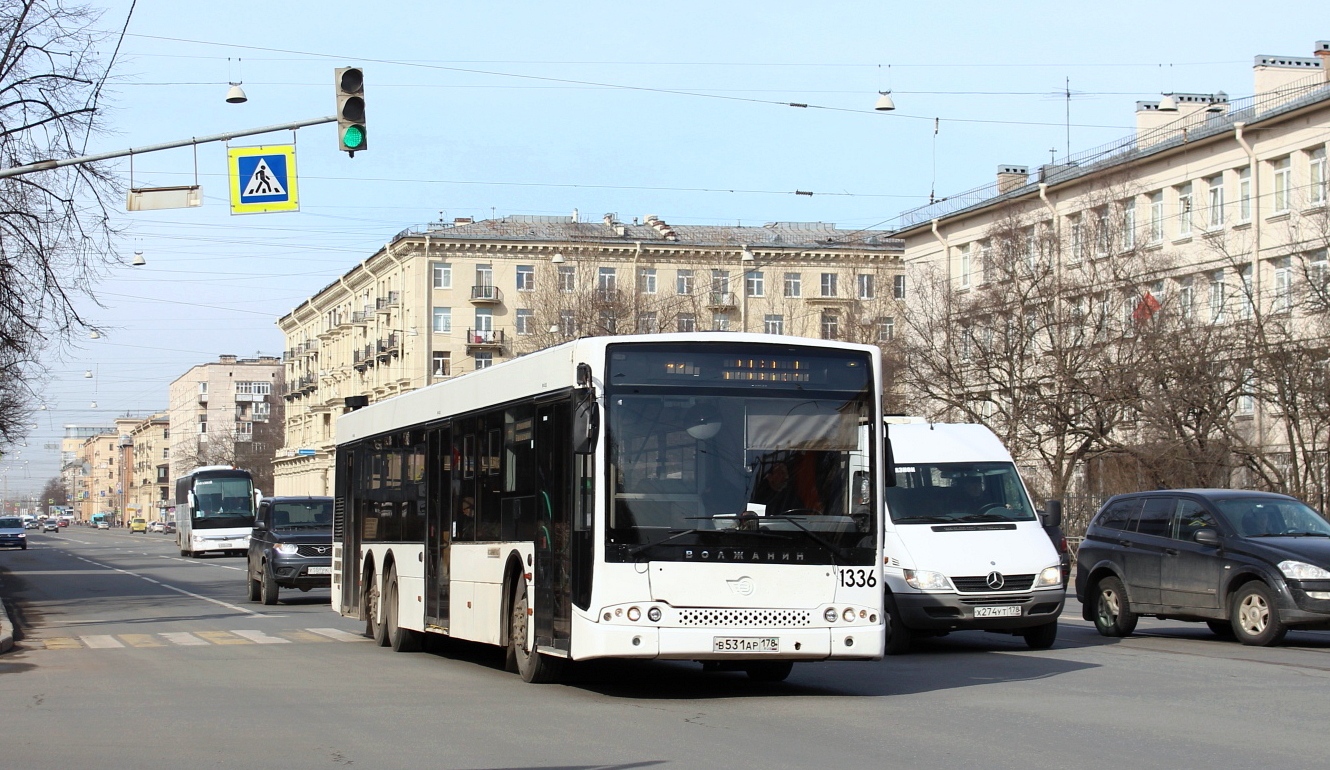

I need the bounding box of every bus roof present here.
[336,332,881,446]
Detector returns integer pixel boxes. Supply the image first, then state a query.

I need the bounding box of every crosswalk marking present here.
[160,632,209,646]
[120,634,164,648]
[81,635,125,649]
[231,630,290,645]
[32,628,369,651]
[306,627,365,642]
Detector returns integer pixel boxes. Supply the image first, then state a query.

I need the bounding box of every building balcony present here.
[470,285,503,304]
[707,291,737,310]
[351,311,369,325]
[804,294,853,305]
[353,349,368,371]
[594,287,623,305]
[465,329,504,350]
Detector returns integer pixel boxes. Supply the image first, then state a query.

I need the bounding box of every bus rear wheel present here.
[510,586,562,683]
[364,570,386,645]
[386,566,423,652]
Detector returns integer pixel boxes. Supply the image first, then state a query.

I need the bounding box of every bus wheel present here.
[386,566,422,652]
[510,586,562,683]
[744,661,794,682]
[364,570,386,644]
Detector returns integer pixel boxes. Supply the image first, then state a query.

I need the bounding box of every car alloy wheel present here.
[1237,592,1269,636]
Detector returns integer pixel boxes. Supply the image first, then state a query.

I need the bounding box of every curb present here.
[0,595,12,654]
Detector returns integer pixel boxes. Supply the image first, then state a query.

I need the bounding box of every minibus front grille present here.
[952,574,1035,593]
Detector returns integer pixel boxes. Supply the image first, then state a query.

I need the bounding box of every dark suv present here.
[246,496,334,605]
[1076,489,1330,646]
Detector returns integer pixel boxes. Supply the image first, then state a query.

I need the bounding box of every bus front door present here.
[534,402,572,652]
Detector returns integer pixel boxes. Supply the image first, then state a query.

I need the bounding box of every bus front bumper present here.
[571,613,885,661]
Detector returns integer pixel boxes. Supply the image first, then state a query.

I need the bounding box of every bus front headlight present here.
[1034,566,1063,588]
[903,569,953,591]
[193,535,205,544]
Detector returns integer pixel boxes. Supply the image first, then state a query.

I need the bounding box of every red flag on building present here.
[1133,291,1161,323]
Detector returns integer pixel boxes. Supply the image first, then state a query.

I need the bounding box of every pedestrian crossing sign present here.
[228,144,299,214]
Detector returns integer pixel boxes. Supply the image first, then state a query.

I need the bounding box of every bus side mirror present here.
[1043,499,1063,529]
[573,392,599,455]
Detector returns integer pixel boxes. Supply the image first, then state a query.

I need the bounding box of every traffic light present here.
[335,67,366,156]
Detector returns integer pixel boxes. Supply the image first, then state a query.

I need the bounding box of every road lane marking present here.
[159,633,209,646]
[160,555,245,572]
[194,631,252,645]
[43,638,82,649]
[80,635,125,649]
[280,630,333,643]
[72,555,267,617]
[307,627,368,642]
[232,630,291,645]
[120,634,164,648]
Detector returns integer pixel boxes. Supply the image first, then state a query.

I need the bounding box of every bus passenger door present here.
[425,425,451,628]
[534,402,572,652]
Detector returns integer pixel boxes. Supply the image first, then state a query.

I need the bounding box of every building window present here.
[598,267,617,293]
[475,264,493,288]
[711,312,729,332]
[745,271,764,297]
[1149,191,1164,243]
[1208,175,1225,228]
[198,382,208,394]
[516,265,535,292]
[598,310,617,334]
[958,244,971,288]
[162,447,169,460]
[515,309,533,335]
[1273,157,1292,213]
[820,273,838,297]
[1094,207,1110,255]
[432,307,452,333]
[877,317,895,342]
[676,313,696,333]
[1177,277,1194,320]
[1238,167,1252,222]
[432,352,451,377]
[1310,147,1327,206]
[1273,258,1292,313]
[764,314,783,335]
[253,402,271,420]
[639,268,657,294]
[1122,198,1137,249]
[711,270,730,295]
[1177,183,1193,237]
[1311,249,1329,289]
[820,312,839,340]
[254,382,271,395]
[473,308,493,334]
[558,265,576,293]
[858,273,875,299]
[558,310,575,337]
[198,415,207,434]
[1209,270,1226,323]
[893,275,906,300]
[237,421,253,437]
[432,263,452,289]
[980,241,993,282]
[1238,264,1253,320]
[1238,370,1255,415]
[637,311,659,333]
[1068,216,1084,260]
[783,272,801,297]
[474,352,493,370]
[676,269,694,295]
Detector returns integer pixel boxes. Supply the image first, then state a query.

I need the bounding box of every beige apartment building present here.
[75,430,122,523]
[125,414,170,523]
[167,355,285,496]
[274,217,905,495]
[62,424,114,516]
[889,41,1330,498]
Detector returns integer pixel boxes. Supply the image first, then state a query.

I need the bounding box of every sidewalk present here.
[0,569,13,654]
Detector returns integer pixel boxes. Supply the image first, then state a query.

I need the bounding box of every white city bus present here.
[333,333,886,682]
[175,466,258,557]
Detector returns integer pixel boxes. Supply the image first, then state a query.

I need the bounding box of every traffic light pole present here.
[0,115,336,180]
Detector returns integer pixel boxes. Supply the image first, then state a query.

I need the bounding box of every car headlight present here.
[903,569,953,591]
[1034,566,1063,588]
[1278,560,1330,580]
[193,535,205,543]
[274,543,299,555]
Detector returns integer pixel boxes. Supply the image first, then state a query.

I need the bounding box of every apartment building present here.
[61,424,114,514]
[75,430,122,522]
[126,414,170,523]
[889,41,1330,499]
[274,216,905,494]
[167,355,285,496]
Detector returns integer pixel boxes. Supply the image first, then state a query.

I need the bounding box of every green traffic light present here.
[343,125,365,150]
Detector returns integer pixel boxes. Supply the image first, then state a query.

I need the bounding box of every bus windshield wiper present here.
[629,529,707,556]
[760,514,853,561]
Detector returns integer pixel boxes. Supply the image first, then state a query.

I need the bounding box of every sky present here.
[3,0,1324,495]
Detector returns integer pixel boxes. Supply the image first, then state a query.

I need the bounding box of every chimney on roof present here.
[572,208,579,223]
[218,354,237,364]
[1316,41,1330,82]
[453,217,473,225]
[645,215,678,241]
[603,213,616,226]
[1253,52,1323,96]
[996,165,1029,194]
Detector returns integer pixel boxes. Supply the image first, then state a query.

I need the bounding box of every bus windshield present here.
[192,477,256,529]
[886,462,1037,524]
[605,343,875,564]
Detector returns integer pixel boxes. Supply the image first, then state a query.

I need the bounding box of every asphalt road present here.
[2,527,1329,770]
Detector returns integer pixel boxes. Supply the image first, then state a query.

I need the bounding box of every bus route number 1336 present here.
[838,568,877,588]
